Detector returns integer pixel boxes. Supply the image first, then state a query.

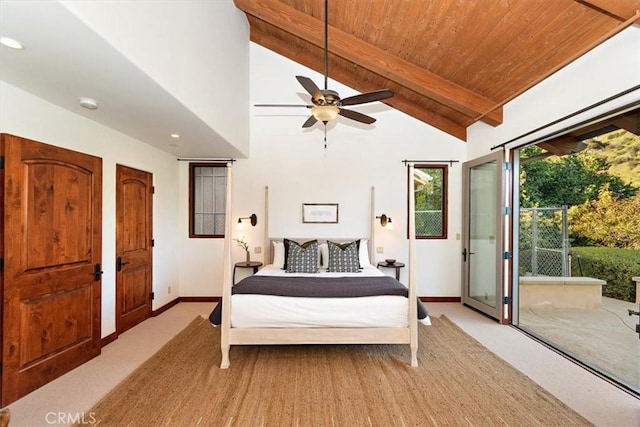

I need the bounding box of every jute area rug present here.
[83,316,592,426]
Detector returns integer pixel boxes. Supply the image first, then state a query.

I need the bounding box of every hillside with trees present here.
[519,128,639,301]
[587,129,640,187]
[520,129,639,250]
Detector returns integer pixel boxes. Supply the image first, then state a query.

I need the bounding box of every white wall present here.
[7,12,636,320]
[177,43,468,298]
[177,161,226,297]
[0,81,180,337]
[467,26,640,158]
[61,0,251,154]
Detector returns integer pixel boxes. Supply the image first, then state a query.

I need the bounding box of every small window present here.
[411,164,448,239]
[189,163,227,238]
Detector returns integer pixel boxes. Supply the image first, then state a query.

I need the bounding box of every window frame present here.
[188,162,227,238]
[409,163,449,240]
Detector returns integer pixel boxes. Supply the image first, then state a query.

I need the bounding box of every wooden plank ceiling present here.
[234,0,640,141]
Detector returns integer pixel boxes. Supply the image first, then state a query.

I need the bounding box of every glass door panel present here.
[462,152,504,320]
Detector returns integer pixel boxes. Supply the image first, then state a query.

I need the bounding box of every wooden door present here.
[116,165,153,334]
[1,134,102,406]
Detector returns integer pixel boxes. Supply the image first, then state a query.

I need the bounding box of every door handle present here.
[117,257,130,271]
[462,248,475,261]
[93,263,104,281]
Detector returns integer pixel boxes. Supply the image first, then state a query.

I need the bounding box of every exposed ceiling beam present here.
[384,98,468,141]
[251,28,469,140]
[538,137,587,156]
[577,0,640,22]
[611,114,640,135]
[235,0,503,128]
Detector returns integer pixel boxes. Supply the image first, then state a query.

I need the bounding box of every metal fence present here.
[416,210,442,236]
[519,206,570,277]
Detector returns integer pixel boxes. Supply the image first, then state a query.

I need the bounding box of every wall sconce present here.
[237,213,257,229]
[376,214,393,229]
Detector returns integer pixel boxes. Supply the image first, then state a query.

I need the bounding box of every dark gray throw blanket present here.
[209,275,428,325]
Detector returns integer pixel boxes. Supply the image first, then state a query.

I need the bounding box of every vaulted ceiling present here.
[234,0,640,141]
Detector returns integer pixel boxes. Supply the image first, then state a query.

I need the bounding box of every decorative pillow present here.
[272,241,285,268]
[286,240,319,273]
[327,240,360,273]
[282,238,303,270]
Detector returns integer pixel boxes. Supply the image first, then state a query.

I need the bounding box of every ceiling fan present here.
[255,0,394,129]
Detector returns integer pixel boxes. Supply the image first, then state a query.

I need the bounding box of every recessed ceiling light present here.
[0,36,25,50]
[170,134,180,138]
[78,97,98,110]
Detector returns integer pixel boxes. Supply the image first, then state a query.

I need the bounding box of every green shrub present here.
[569,190,640,249]
[570,247,639,302]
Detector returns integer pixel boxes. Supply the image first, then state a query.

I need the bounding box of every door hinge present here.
[151,292,155,300]
[152,186,155,194]
[502,251,513,260]
[504,161,512,170]
[502,206,512,215]
[0,156,4,170]
[0,257,3,272]
[503,296,512,305]
[151,239,155,247]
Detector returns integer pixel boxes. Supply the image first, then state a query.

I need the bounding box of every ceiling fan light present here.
[311,105,339,122]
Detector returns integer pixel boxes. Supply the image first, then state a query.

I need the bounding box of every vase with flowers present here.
[234,237,250,263]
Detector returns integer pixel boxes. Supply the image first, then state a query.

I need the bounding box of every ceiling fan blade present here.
[340,89,394,106]
[296,76,325,103]
[338,108,376,124]
[254,104,312,108]
[302,115,318,128]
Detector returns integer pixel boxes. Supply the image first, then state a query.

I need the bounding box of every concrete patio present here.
[518,296,639,394]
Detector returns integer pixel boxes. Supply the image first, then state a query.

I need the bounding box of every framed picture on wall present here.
[302,203,339,223]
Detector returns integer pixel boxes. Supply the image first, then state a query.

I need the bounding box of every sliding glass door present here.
[512,104,640,396]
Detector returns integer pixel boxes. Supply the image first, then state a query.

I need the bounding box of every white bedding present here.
[230,264,431,328]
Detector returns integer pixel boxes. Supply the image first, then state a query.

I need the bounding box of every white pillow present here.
[359,239,371,266]
[272,241,285,268]
[319,242,329,269]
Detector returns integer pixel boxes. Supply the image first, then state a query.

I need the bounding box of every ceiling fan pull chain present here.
[324,124,328,150]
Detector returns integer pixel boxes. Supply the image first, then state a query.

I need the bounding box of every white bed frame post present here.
[220,163,234,368]
[408,163,418,367]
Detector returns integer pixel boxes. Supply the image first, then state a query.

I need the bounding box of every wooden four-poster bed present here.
[213,163,426,368]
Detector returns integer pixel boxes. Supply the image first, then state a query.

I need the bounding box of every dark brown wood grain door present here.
[116,165,153,334]
[1,134,102,406]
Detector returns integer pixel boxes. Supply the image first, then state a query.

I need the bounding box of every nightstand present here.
[233,261,263,284]
[377,261,405,281]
